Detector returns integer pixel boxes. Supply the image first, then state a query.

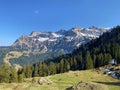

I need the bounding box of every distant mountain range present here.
[12,26,110,54]
[0,26,110,66]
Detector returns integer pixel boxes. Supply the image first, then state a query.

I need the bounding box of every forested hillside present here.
[26,26,120,78]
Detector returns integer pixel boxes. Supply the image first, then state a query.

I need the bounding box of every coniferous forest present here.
[0,26,120,83]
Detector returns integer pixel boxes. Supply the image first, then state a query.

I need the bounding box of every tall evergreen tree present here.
[38,62,43,76]
[60,59,64,73]
[9,68,18,83]
[85,51,94,69]
[64,60,70,72]
[18,74,23,83]
[49,62,56,75]
[25,65,32,78]
[42,63,48,76]
[33,64,39,77]
[0,64,11,83]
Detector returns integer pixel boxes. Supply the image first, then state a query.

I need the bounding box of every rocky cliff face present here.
[12,26,110,54]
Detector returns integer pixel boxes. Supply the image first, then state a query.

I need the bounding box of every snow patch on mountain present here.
[38,37,49,42]
[12,26,110,54]
[49,39,57,42]
[51,33,62,38]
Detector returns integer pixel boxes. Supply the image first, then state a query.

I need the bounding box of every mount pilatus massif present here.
[12,26,110,54]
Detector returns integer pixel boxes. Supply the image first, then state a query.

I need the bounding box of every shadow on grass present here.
[66,87,72,90]
[93,81,120,86]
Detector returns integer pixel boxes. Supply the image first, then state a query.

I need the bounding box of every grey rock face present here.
[12,26,110,54]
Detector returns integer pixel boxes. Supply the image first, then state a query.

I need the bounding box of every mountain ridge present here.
[12,26,110,54]
[0,26,110,66]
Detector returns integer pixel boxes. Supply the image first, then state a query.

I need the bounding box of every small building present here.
[109,59,117,65]
[104,69,113,75]
[112,72,120,80]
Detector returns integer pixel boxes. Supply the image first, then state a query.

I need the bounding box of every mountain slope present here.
[43,26,120,70]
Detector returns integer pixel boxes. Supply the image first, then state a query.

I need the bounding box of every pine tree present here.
[93,54,97,68]
[42,62,48,76]
[9,68,18,83]
[76,54,83,69]
[0,64,11,83]
[38,62,43,76]
[33,64,39,77]
[25,65,32,78]
[49,62,56,75]
[64,60,70,71]
[56,63,60,73]
[22,65,27,78]
[18,74,23,83]
[60,59,64,73]
[78,54,82,64]
[73,57,77,69]
[85,51,94,69]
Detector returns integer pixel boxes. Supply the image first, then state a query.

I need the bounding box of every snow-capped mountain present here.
[12,26,110,54]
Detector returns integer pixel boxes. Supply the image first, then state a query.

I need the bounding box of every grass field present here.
[0,69,119,90]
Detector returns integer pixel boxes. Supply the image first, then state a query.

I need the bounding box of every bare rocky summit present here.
[12,26,110,54]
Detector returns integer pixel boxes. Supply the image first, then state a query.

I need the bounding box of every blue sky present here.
[0,0,120,46]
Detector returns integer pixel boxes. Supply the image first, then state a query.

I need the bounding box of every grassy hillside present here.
[0,68,119,90]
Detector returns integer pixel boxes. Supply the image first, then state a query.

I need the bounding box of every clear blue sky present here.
[0,0,120,46]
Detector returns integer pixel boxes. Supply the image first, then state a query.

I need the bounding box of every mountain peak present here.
[12,26,110,53]
[21,34,28,38]
[30,31,41,37]
[57,29,66,34]
[88,26,98,29]
[71,27,84,31]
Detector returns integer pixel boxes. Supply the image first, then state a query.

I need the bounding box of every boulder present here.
[66,81,108,90]
[38,77,52,85]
